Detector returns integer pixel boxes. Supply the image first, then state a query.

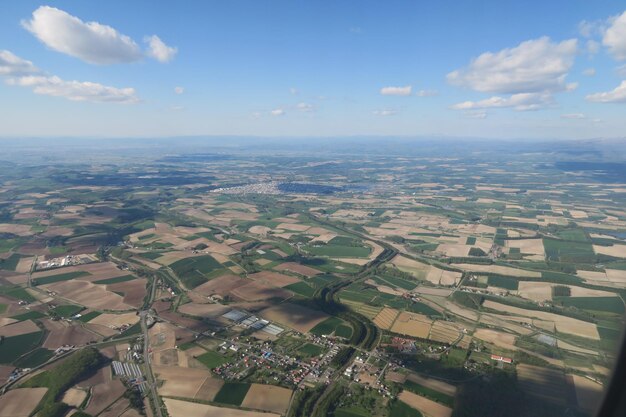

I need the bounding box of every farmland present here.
[0,139,624,417]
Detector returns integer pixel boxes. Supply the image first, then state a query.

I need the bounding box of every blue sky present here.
[0,1,625,139]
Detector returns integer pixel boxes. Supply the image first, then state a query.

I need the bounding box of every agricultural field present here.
[0,139,624,417]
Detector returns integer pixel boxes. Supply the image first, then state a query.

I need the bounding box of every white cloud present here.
[561,113,586,119]
[0,50,39,76]
[603,11,626,61]
[22,6,142,65]
[380,85,412,96]
[465,110,487,119]
[174,86,184,94]
[145,35,177,63]
[586,40,600,55]
[583,68,596,76]
[1,49,138,103]
[579,20,594,38]
[372,109,397,116]
[451,93,553,111]
[416,89,438,97]
[289,87,299,95]
[350,27,363,34]
[586,80,626,103]
[447,37,577,94]
[296,102,314,112]
[270,108,285,116]
[6,75,138,103]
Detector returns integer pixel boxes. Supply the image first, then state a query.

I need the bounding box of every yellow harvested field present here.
[61,388,87,407]
[276,222,310,232]
[453,264,541,277]
[482,300,599,340]
[505,239,545,256]
[479,313,534,335]
[571,375,603,412]
[373,308,400,330]
[391,255,460,285]
[444,301,479,321]
[399,391,453,417]
[88,312,140,327]
[593,244,626,258]
[241,384,292,414]
[436,244,470,257]
[15,257,34,274]
[331,257,369,265]
[407,373,457,396]
[154,366,223,400]
[390,312,432,338]
[569,210,588,219]
[473,328,517,350]
[429,321,461,344]
[260,303,329,333]
[415,287,453,297]
[0,388,47,417]
[154,251,203,266]
[248,270,300,287]
[517,282,553,302]
[557,340,598,356]
[164,398,281,417]
[248,225,271,236]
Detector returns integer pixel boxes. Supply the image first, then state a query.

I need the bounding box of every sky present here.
[0,1,625,140]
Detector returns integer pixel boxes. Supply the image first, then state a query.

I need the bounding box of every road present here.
[140,311,164,417]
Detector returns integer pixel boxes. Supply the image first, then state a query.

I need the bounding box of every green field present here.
[285,281,316,297]
[170,255,222,288]
[0,285,36,302]
[137,252,163,260]
[404,301,440,317]
[0,253,26,271]
[556,229,588,242]
[403,380,455,407]
[0,304,6,314]
[0,331,44,364]
[304,236,371,258]
[389,400,424,417]
[335,324,353,339]
[298,343,324,357]
[93,275,137,285]
[305,244,371,258]
[488,275,519,290]
[14,347,55,367]
[214,382,251,406]
[11,311,46,321]
[543,238,595,263]
[196,351,229,368]
[334,407,370,417]
[77,311,102,322]
[554,296,625,314]
[33,271,90,286]
[310,316,344,336]
[52,304,84,317]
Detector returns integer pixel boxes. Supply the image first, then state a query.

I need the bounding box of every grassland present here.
[196,351,230,368]
[0,331,45,364]
[213,382,251,406]
[33,271,90,286]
